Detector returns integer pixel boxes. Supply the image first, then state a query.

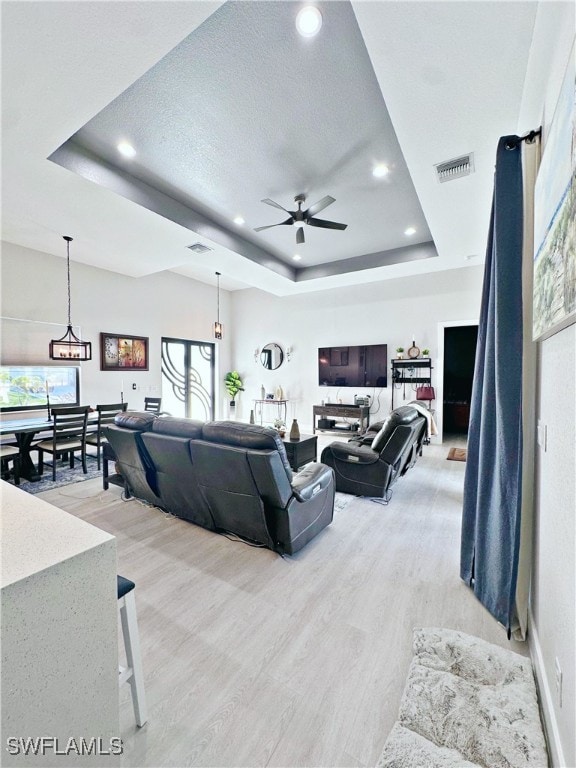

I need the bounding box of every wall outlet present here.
[537,420,547,451]
[554,657,563,708]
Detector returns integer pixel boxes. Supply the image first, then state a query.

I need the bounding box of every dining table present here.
[0,412,98,481]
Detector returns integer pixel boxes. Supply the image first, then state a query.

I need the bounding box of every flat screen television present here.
[0,365,80,412]
[318,345,388,388]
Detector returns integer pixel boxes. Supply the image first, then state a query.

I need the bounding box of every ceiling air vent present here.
[186,243,213,254]
[434,153,474,183]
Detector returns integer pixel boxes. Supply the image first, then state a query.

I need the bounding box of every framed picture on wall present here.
[533,40,575,341]
[100,333,149,370]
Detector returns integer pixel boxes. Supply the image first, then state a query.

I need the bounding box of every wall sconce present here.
[286,346,292,361]
[254,348,260,363]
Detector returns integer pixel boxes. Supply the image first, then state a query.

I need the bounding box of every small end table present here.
[282,433,317,471]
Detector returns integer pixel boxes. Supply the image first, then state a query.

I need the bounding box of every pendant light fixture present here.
[49,236,92,360]
[214,271,223,340]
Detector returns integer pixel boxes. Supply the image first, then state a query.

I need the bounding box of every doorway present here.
[442,326,478,438]
[161,338,215,420]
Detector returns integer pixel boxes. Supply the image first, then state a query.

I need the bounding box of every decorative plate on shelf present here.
[407,343,420,359]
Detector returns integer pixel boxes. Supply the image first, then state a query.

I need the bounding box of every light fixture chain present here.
[66,237,72,326]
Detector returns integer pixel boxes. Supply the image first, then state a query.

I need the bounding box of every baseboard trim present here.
[528,607,566,768]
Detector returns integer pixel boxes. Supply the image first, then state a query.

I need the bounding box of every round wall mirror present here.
[261,343,284,370]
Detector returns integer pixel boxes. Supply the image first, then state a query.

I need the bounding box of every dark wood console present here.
[312,404,370,434]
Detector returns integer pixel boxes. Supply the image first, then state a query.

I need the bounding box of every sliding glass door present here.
[161,338,215,420]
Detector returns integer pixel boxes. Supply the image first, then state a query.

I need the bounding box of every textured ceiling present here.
[52,1,434,275]
[1,0,540,294]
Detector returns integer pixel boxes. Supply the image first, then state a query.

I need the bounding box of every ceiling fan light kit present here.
[254,193,347,244]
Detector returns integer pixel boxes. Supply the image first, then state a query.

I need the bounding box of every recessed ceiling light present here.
[117,141,136,159]
[372,164,389,178]
[296,6,322,37]
[233,216,245,226]
[404,227,416,236]
[293,254,302,261]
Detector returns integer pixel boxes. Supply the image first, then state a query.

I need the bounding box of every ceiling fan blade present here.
[307,217,347,230]
[305,195,336,218]
[296,227,305,245]
[261,198,291,213]
[254,217,294,232]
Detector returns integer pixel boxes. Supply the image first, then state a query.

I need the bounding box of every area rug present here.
[447,446,467,462]
[15,458,102,495]
[377,627,548,768]
[334,491,355,513]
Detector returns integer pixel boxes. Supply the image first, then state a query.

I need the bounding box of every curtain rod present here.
[505,128,542,150]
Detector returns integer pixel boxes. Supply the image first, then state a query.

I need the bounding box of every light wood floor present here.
[37,436,527,768]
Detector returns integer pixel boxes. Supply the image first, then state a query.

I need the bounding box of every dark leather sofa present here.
[104,413,335,555]
[320,406,427,500]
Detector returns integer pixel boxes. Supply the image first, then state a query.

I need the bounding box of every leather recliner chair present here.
[320,405,427,500]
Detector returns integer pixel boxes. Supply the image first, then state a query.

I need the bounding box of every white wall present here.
[0,241,232,417]
[520,6,575,765]
[230,265,483,433]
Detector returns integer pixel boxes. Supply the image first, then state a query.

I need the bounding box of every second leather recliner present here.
[320,406,426,499]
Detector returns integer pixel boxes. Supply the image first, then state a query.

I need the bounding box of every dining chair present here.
[85,402,128,470]
[144,397,162,415]
[36,406,90,481]
[0,439,21,485]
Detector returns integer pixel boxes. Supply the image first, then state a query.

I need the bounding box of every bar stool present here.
[117,575,147,727]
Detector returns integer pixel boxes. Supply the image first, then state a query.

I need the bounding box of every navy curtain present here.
[460,135,524,635]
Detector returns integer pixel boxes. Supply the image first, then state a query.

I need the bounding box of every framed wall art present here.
[100,333,149,370]
[533,39,575,341]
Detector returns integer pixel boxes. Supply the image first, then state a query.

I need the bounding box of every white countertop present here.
[0,481,115,588]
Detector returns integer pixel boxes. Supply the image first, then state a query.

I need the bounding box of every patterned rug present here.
[377,628,547,768]
[334,491,356,513]
[15,457,102,495]
[447,446,467,462]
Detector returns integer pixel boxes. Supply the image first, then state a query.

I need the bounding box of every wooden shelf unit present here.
[312,404,370,434]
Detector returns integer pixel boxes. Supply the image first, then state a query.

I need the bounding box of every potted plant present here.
[396,347,405,359]
[422,348,430,357]
[224,371,244,406]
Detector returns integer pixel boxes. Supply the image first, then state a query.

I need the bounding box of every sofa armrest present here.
[327,441,380,465]
[291,462,334,502]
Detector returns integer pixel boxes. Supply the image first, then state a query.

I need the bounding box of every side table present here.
[282,433,317,472]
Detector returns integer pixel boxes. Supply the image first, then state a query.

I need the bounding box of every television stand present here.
[312,404,370,434]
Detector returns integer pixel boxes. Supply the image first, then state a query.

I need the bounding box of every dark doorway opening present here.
[443,326,478,436]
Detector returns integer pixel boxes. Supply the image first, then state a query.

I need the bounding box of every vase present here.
[249,409,255,425]
[289,418,300,440]
[229,400,236,420]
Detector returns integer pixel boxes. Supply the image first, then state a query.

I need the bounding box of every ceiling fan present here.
[254,193,347,245]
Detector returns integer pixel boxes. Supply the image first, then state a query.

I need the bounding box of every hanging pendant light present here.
[214,271,223,340]
[49,236,92,360]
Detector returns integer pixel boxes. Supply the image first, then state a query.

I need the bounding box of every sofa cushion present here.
[202,421,293,480]
[114,410,156,431]
[371,407,419,452]
[151,416,204,438]
[371,418,392,452]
